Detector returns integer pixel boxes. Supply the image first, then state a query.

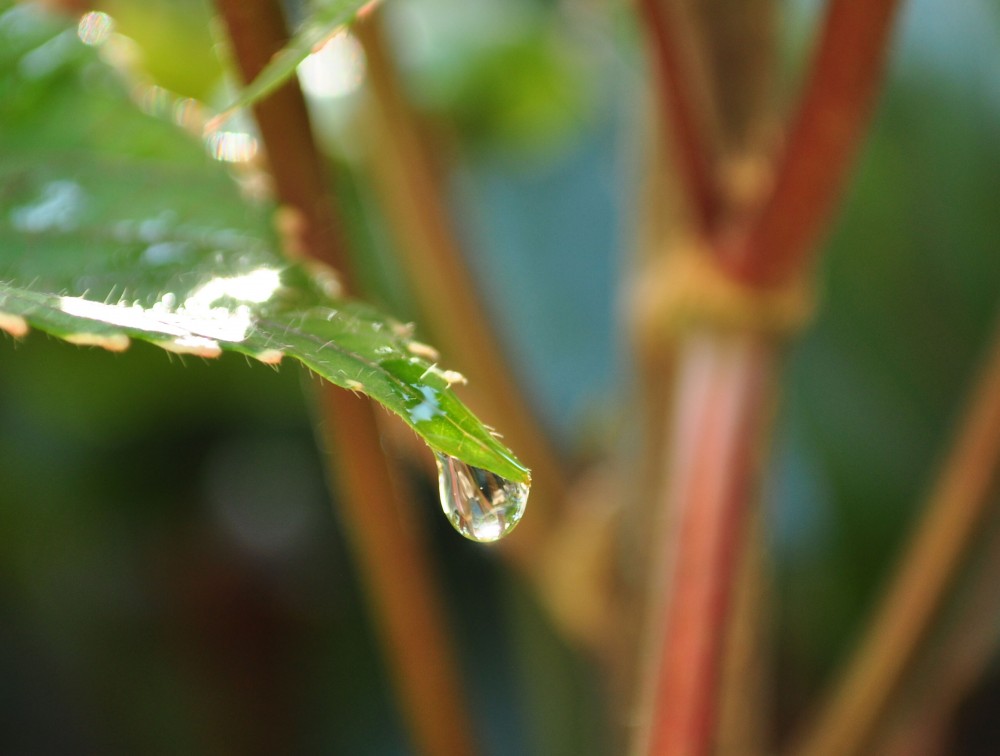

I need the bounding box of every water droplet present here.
[435,453,529,542]
[142,241,189,266]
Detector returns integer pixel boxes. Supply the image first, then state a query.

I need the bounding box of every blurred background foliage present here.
[0,0,998,753]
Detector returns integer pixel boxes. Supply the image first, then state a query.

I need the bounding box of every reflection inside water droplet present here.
[435,453,528,542]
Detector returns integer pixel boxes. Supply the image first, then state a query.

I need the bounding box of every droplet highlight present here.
[435,453,529,542]
[77,11,113,46]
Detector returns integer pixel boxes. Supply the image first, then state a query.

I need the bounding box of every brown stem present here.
[687,0,778,160]
[876,506,1000,756]
[629,0,902,752]
[317,389,478,756]
[723,0,902,286]
[352,14,567,564]
[213,0,349,275]
[792,321,1000,756]
[214,2,477,753]
[636,332,775,756]
[637,0,720,233]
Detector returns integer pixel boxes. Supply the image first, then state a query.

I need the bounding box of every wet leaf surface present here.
[0,2,528,483]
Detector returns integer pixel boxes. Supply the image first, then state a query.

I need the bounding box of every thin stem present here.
[723,0,902,286]
[716,511,771,756]
[687,0,778,159]
[352,14,567,563]
[876,507,1000,756]
[636,332,775,756]
[637,0,720,232]
[318,389,478,756]
[792,321,1000,756]
[214,2,477,754]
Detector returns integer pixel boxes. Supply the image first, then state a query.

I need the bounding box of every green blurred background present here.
[1,0,999,752]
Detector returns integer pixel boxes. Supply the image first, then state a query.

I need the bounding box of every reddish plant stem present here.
[722,0,902,286]
[635,0,901,748]
[214,2,477,754]
[793,321,1000,756]
[642,332,775,756]
[637,0,720,232]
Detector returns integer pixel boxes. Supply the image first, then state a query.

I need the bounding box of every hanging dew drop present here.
[435,453,529,542]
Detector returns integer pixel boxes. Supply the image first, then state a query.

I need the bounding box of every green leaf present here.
[0,2,529,484]
[209,0,372,129]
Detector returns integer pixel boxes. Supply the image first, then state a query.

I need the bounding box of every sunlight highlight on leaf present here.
[57,267,282,344]
[206,130,259,163]
[76,11,112,46]
[0,0,530,484]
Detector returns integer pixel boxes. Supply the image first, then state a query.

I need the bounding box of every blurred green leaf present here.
[0,1,528,484]
[99,0,224,100]
[384,0,592,153]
